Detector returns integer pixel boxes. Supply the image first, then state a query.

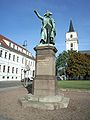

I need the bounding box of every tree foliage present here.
[56,51,68,75]
[56,51,90,80]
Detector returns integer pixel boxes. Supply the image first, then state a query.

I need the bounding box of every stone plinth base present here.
[19,94,70,110]
[19,44,70,110]
[34,75,56,96]
[33,44,57,96]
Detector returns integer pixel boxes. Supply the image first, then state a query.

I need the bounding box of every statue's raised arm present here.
[34,10,43,20]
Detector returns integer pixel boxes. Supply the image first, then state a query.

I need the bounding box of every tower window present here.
[70,34,73,38]
[71,48,73,50]
[71,43,73,47]
[70,43,73,51]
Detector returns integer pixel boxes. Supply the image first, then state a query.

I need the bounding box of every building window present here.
[30,61,32,66]
[16,68,18,74]
[0,65,1,72]
[33,61,34,67]
[22,58,24,64]
[9,53,11,60]
[0,50,2,57]
[2,76,5,79]
[17,56,19,62]
[5,52,7,59]
[33,70,35,77]
[25,59,27,65]
[13,55,15,61]
[28,61,30,65]
[12,67,14,73]
[3,65,5,72]
[7,66,10,73]
[7,76,9,79]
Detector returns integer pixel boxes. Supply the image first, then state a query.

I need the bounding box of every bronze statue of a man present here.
[34,10,56,45]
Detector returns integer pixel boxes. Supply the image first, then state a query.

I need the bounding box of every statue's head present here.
[44,10,52,17]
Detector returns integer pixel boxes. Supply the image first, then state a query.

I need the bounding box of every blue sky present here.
[0,0,90,56]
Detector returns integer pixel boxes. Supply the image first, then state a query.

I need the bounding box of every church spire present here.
[68,19,74,32]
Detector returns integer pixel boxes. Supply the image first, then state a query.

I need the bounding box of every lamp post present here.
[23,40,27,49]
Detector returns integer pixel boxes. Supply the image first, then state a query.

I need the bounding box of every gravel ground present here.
[0,87,90,120]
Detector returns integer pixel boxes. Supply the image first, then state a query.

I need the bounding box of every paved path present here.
[0,87,90,120]
[0,115,13,120]
[0,81,23,92]
[0,81,22,88]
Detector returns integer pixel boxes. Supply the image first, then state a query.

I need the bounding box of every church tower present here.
[66,19,78,52]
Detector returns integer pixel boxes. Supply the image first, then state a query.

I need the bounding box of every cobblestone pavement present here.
[0,87,90,120]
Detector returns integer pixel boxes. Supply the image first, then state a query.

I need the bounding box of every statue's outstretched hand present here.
[34,10,37,14]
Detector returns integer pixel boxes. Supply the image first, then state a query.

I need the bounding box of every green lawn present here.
[57,80,90,90]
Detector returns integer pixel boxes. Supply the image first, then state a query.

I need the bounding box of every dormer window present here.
[9,42,11,47]
[13,44,15,49]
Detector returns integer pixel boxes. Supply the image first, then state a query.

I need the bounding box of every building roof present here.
[68,19,75,32]
[0,34,35,60]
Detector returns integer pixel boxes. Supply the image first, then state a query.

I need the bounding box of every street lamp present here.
[23,40,27,48]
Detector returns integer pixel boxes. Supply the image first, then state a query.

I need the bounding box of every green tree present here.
[56,51,68,76]
[56,50,90,80]
[66,51,90,80]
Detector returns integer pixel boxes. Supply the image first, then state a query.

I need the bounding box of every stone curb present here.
[59,88,90,92]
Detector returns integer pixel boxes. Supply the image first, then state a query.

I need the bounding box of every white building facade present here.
[0,34,35,81]
[66,19,78,52]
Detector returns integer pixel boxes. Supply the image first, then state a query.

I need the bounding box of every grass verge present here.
[57,80,90,90]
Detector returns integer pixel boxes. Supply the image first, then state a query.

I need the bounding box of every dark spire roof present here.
[68,19,75,32]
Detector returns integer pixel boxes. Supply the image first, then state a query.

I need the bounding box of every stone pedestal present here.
[19,44,70,110]
[33,44,57,96]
